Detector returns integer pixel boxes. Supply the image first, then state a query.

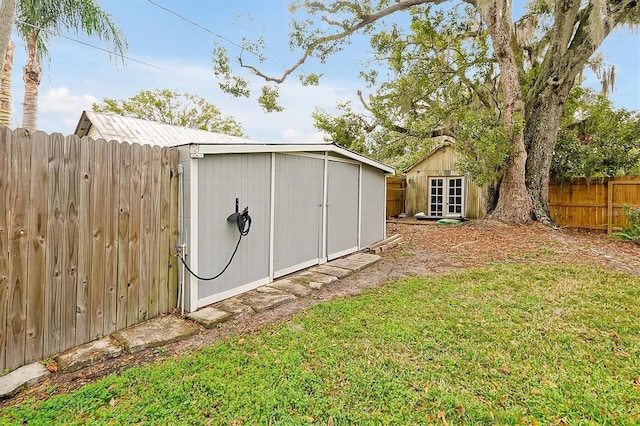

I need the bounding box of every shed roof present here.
[403,139,455,173]
[75,110,268,147]
[74,111,394,173]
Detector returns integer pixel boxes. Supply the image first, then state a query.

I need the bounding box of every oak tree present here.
[213,0,639,225]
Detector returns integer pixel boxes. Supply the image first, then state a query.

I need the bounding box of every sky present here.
[7,0,640,143]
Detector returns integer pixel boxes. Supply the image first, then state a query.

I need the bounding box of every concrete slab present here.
[111,315,199,354]
[256,286,283,294]
[0,363,50,399]
[188,307,232,329]
[215,298,254,318]
[268,279,313,298]
[327,253,381,271]
[240,289,296,313]
[309,264,352,279]
[291,271,338,290]
[55,336,123,374]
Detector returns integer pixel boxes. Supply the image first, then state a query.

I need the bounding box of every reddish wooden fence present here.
[386,176,406,217]
[549,176,640,232]
[0,128,179,373]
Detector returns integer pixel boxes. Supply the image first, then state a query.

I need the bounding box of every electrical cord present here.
[177,233,243,281]
[177,207,251,281]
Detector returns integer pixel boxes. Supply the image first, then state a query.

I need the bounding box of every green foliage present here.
[2,265,639,424]
[257,85,284,112]
[612,205,640,245]
[93,89,246,136]
[311,4,509,174]
[453,109,512,186]
[312,102,437,170]
[16,0,127,62]
[312,101,370,152]
[299,73,322,86]
[212,43,250,98]
[553,87,640,182]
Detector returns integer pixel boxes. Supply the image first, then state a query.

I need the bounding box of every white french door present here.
[428,177,465,217]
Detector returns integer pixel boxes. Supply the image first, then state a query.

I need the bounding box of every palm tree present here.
[0,40,14,126]
[0,0,18,127]
[0,0,17,83]
[16,0,127,131]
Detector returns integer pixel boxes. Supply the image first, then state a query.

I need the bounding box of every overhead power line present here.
[143,0,271,63]
[15,19,169,71]
[144,0,245,50]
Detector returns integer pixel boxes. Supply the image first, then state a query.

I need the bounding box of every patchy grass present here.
[1,265,639,425]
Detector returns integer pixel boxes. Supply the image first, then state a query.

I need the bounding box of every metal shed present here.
[76,111,393,312]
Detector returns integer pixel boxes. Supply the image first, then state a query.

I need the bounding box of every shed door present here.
[327,160,359,259]
[429,176,465,217]
[273,154,324,277]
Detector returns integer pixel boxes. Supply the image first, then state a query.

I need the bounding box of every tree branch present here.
[240,0,447,84]
[239,51,308,83]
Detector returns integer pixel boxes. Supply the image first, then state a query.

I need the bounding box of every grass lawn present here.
[2,264,639,425]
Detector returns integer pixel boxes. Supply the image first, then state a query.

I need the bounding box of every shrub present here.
[612,205,640,244]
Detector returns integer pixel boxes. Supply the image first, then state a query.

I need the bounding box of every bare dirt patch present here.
[3,219,639,407]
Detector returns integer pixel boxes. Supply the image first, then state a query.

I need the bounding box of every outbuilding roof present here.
[75,110,266,147]
[74,111,394,173]
[402,138,455,173]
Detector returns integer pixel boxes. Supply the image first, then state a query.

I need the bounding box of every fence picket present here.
[44,133,65,356]
[157,148,170,313]
[127,144,142,326]
[116,143,131,330]
[147,147,162,318]
[167,149,179,310]
[89,139,108,339]
[76,137,95,345]
[103,141,120,335]
[0,128,11,371]
[7,130,31,370]
[63,136,79,351]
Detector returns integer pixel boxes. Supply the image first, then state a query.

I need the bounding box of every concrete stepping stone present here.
[0,363,50,399]
[309,264,352,279]
[188,307,232,328]
[292,271,338,289]
[55,336,123,373]
[215,298,254,318]
[327,253,381,271]
[240,288,296,313]
[268,279,313,298]
[111,315,199,353]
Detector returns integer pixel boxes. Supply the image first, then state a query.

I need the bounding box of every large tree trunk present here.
[22,29,42,132]
[521,0,621,226]
[524,83,573,225]
[0,39,13,126]
[477,0,533,224]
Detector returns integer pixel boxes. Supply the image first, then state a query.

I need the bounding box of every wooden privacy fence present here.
[549,176,640,232]
[0,128,179,373]
[386,176,406,217]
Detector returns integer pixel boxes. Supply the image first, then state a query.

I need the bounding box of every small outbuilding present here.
[404,139,486,219]
[76,111,394,312]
